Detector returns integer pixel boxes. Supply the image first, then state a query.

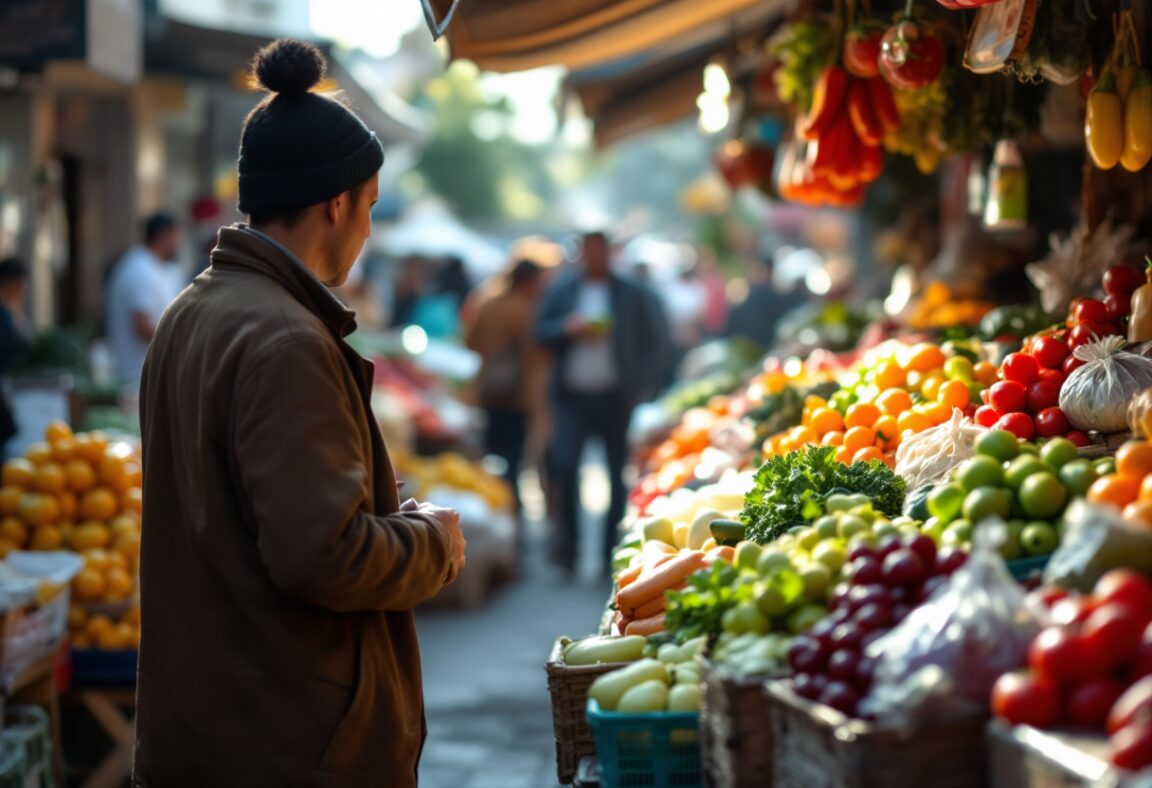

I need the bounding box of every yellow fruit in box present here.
[122,487,142,515]
[24,442,51,465]
[69,605,87,629]
[50,438,75,463]
[84,615,112,639]
[71,633,92,649]
[71,521,112,551]
[110,515,138,538]
[0,486,21,517]
[1,459,33,489]
[124,605,140,626]
[0,540,18,558]
[80,487,118,521]
[73,568,106,601]
[0,517,27,546]
[114,622,138,650]
[58,492,77,521]
[104,567,133,602]
[29,525,62,551]
[65,460,95,493]
[95,625,121,651]
[19,493,58,526]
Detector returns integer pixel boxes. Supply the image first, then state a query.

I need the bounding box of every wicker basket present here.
[986,720,1116,788]
[700,659,781,788]
[765,681,989,788]
[546,637,630,785]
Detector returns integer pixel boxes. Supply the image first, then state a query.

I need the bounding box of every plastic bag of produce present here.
[1043,499,1152,593]
[895,409,984,492]
[861,524,1044,726]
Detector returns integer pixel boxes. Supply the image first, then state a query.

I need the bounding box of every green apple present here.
[640,516,675,545]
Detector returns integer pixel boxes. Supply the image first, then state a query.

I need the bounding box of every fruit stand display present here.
[545,3,1152,781]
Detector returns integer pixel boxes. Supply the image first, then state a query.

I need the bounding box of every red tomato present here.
[1031,337,1069,370]
[1112,723,1152,771]
[1063,354,1086,375]
[1105,292,1132,322]
[1069,323,1111,348]
[1068,677,1126,728]
[1095,570,1152,612]
[1104,264,1144,298]
[843,27,883,78]
[1083,603,1147,668]
[974,405,1001,428]
[991,671,1062,728]
[1035,368,1066,386]
[1026,380,1061,413]
[1035,407,1070,438]
[1130,622,1152,680]
[1108,676,1152,734]
[1066,430,1091,447]
[1028,587,1069,609]
[1051,596,1101,627]
[878,21,944,90]
[1029,627,1106,684]
[988,380,1028,413]
[1074,299,1112,325]
[994,412,1035,441]
[1002,353,1040,385]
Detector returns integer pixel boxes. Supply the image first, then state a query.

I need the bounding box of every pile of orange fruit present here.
[68,602,139,651]
[0,421,142,612]
[762,343,998,464]
[1087,440,1152,527]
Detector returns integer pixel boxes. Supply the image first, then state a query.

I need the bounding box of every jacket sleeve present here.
[534,280,571,350]
[232,335,454,612]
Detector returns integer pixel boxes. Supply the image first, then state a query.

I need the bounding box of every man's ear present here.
[325,194,343,225]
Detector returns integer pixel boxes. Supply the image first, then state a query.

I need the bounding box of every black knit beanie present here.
[237,40,384,215]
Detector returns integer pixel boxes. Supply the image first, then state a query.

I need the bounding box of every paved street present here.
[417,464,616,788]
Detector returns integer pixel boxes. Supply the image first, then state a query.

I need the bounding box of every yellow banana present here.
[1087,70,1125,170]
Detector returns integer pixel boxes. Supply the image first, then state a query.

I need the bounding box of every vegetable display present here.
[741,446,906,545]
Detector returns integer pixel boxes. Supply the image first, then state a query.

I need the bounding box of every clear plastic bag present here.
[861,523,1045,726]
[1044,499,1152,593]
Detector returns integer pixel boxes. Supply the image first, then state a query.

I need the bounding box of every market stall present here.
[532,0,1152,785]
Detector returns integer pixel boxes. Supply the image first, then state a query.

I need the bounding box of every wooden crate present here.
[546,638,629,785]
[700,660,780,788]
[765,681,989,788]
[986,720,1118,788]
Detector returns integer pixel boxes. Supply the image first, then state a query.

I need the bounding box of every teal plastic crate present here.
[586,700,702,788]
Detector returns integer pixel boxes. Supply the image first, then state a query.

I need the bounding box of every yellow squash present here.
[1087,71,1125,170]
[1121,68,1152,173]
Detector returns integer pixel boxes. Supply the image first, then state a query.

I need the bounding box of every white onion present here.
[1059,336,1152,433]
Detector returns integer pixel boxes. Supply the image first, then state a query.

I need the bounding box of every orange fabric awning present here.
[421,0,770,73]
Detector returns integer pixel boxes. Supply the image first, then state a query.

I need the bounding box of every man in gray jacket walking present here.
[535,232,670,575]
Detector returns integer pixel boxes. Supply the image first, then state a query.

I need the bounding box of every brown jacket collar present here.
[209,224,358,338]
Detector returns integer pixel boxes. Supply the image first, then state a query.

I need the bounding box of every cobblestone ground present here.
[417,463,614,788]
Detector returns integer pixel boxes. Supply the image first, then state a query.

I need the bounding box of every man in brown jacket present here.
[133,40,465,788]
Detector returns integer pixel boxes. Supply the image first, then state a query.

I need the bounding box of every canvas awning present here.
[562,2,788,146]
[420,0,770,73]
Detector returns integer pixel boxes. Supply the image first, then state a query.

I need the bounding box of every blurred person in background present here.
[105,211,182,388]
[725,256,795,349]
[389,255,428,327]
[466,259,547,552]
[435,255,472,310]
[697,251,730,338]
[0,259,30,457]
[536,231,670,576]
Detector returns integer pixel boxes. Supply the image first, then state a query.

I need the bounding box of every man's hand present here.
[403,499,466,584]
[564,314,591,339]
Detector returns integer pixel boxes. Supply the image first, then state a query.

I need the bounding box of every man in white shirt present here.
[536,232,672,575]
[106,213,182,387]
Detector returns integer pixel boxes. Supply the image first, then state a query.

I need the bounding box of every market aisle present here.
[417,460,615,788]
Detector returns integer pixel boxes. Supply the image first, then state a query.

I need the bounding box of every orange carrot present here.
[614,612,630,636]
[633,594,667,620]
[705,545,736,564]
[616,550,706,613]
[615,563,643,589]
[624,612,666,637]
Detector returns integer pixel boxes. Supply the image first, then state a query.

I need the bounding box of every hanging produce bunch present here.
[1086,9,1152,173]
